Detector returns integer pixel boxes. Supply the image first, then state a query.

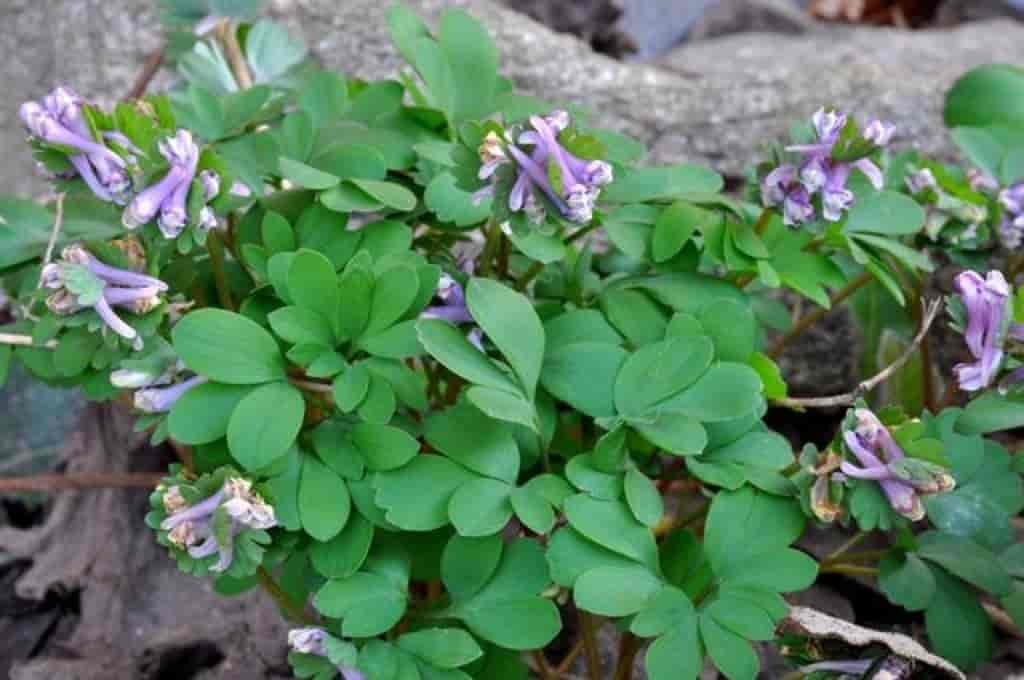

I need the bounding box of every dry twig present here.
[773,298,941,409]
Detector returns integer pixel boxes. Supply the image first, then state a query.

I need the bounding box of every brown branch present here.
[257,566,316,625]
[773,298,941,410]
[125,46,166,101]
[0,472,162,493]
[217,21,253,90]
[768,271,874,359]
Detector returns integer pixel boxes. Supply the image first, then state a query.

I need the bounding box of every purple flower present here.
[20,87,132,204]
[905,167,937,195]
[134,375,208,413]
[161,477,276,573]
[41,244,168,345]
[762,165,814,226]
[288,628,364,680]
[768,109,893,225]
[840,409,954,522]
[123,130,200,238]
[969,168,999,194]
[421,273,473,324]
[475,111,612,225]
[953,270,1010,392]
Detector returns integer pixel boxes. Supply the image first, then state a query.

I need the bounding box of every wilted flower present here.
[160,477,276,573]
[839,409,954,522]
[806,449,843,523]
[20,87,132,204]
[763,108,893,226]
[474,111,612,225]
[123,129,201,238]
[288,628,365,680]
[952,270,1010,392]
[40,244,168,345]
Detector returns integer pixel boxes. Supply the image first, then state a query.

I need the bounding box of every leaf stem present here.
[256,566,315,624]
[579,611,603,680]
[912,277,938,413]
[821,531,868,565]
[206,231,236,311]
[530,650,556,680]
[768,271,874,359]
[612,632,641,680]
[217,21,253,91]
[818,563,879,576]
[125,45,166,101]
[556,636,586,674]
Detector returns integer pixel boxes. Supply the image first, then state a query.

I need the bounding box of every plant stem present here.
[912,278,938,412]
[257,566,315,624]
[217,21,253,90]
[612,632,641,680]
[819,564,879,577]
[125,45,165,100]
[206,231,236,311]
[0,332,55,348]
[556,637,586,674]
[288,377,333,394]
[530,650,556,680]
[579,611,602,680]
[0,472,162,493]
[822,531,868,564]
[768,271,874,359]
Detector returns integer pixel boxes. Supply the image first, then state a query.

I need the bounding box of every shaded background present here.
[2,1,1024,678]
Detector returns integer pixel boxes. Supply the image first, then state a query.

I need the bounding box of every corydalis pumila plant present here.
[2,4,1024,680]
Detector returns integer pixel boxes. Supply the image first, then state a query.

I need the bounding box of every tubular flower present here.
[474,111,613,225]
[420,256,484,351]
[134,375,208,413]
[763,108,893,226]
[998,182,1024,251]
[40,244,168,345]
[839,409,954,522]
[123,129,201,238]
[20,86,131,204]
[952,270,1010,392]
[160,477,276,573]
[288,628,365,680]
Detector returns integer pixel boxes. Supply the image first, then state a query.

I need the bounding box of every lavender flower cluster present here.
[475,111,613,225]
[762,109,893,227]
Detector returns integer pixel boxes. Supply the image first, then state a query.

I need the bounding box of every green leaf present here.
[310,512,374,579]
[0,198,123,269]
[624,468,664,527]
[374,455,476,531]
[449,540,560,650]
[700,615,758,680]
[704,486,804,581]
[358,375,397,424]
[945,64,1024,128]
[925,566,994,671]
[565,453,623,499]
[645,615,700,680]
[541,342,627,419]
[300,454,351,541]
[449,478,514,537]
[440,8,498,124]
[279,157,339,190]
[843,191,925,236]
[466,278,545,400]
[632,414,708,456]
[227,382,305,471]
[546,526,641,588]
[268,306,334,346]
[699,300,755,362]
[398,628,482,669]
[957,392,1024,434]
[412,36,457,119]
[350,179,417,211]
[168,382,252,445]
[351,423,420,472]
[417,319,518,393]
[660,363,763,422]
[564,495,658,569]
[602,165,723,203]
[574,564,662,616]
[510,486,555,534]
[315,572,406,638]
[614,336,714,417]
[333,364,371,413]
[424,402,519,483]
[631,585,696,638]
[651,201,705,263]
[916,531,1011,596]
[705,597,775,641]
[173,309,286,384]
[364,266,419,337]
[245,19,308,84]
[879,552,935,612]
[442,534,504,602]
[424,173,491,227]
[465,386,537,432]
[388,4,431,64]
